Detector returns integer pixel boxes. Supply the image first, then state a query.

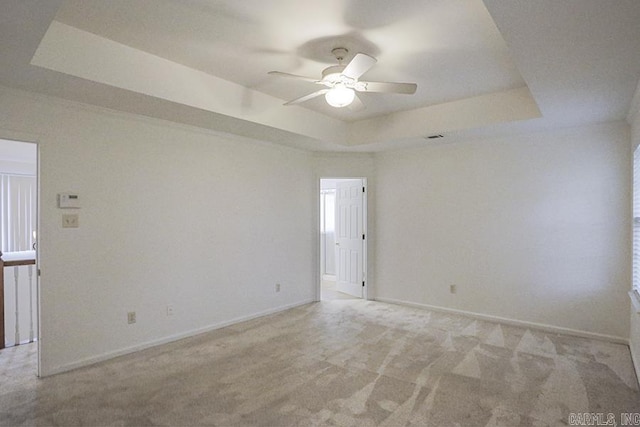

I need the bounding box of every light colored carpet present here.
[1,299,638,426]
[321,279,358,301]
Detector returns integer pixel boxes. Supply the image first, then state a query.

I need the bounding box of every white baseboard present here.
[375,297,629,345]
[43,299,315,377]
[630,345,640,390]
[44,297,630,377]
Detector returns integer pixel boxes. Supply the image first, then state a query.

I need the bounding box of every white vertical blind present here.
[1,174,36,253]
[633,147,640,291]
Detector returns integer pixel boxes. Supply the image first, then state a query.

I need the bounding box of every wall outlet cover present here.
[62,213,79,228]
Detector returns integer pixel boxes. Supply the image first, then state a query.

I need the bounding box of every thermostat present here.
[58,193,80,209]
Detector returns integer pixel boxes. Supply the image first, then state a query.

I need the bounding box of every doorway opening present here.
[0,138,39,376]
[319,178,367,301]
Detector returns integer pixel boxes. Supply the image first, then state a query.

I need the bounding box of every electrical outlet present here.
[166,304,174,316]
[450,284,457,294]
[62,213,79,228]
[275,283,281,292]
[127,311,136,324]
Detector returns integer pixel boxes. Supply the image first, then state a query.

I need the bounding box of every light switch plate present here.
[62,214,79,228]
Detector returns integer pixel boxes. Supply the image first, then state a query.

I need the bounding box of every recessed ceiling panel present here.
[55,0,526,121]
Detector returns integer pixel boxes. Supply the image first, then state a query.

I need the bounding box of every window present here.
[632,146,640,311]
[1,173,36,253]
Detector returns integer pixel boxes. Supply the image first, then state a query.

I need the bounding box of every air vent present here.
[425,134,444,139]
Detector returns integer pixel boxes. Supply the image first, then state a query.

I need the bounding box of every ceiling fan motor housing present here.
[322,65,346,83]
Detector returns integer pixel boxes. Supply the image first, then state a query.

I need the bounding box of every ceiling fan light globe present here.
[325,85,355,108]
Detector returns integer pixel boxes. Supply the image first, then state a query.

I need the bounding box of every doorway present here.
[319,178,367,301]
[0,138,39,376]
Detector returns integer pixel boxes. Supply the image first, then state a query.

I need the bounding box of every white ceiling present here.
[1,0,639,151]
[53,0,526,122]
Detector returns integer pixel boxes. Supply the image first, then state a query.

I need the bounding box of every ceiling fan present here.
[268,48,417,110]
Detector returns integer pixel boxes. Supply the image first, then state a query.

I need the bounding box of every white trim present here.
[363,179,368,300]
[630,343,640,390]
[375,297,629,345]
[42,299,314,377]
[629,290,640,314]
[0,133,41,377]
[317,177,369,302]
[314,178,321,302]
[35,141,41,378]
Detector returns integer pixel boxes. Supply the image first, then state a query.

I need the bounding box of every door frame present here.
[317,177,367,301]
[0,130,41,377]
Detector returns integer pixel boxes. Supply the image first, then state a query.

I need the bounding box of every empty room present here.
[1,0,640,426]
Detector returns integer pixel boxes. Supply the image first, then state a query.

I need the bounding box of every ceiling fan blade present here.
[341,53,377,80]
[268,71,320,83]
[356,81,417,94]
[284,89,329,106]
[348,94,366,112]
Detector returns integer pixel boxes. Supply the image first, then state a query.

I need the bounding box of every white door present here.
[335,179,364,298]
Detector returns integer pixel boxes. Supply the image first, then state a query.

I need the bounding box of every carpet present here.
[1,299,638,426]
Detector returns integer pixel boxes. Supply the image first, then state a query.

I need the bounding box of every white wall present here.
[0,83,633,374]
[0,87,316,375]
[375,122,631,339]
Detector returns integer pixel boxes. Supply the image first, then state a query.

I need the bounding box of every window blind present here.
[633,147,640,291]
[1,173,36,253]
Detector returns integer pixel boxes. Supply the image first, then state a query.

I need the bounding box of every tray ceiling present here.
[1,0,639,151]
